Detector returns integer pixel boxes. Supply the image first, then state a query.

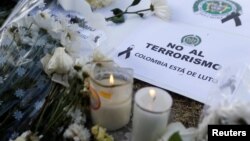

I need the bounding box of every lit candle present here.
[89,66,133,131]
[132,87,173,141]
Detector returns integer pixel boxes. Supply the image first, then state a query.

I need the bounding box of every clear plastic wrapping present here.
[0,0,108,140]
[196,64,250,141]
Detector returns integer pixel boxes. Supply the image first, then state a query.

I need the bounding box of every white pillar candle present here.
[89,67,133,131]
[132,87,173,141]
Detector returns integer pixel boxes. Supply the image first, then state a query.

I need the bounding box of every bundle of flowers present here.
[0,0,172,140]
[0,0,109,140]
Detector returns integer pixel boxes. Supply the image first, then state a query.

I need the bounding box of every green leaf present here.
[125,0,141,12]
[137,13,144,18]
[110,8,125,23]
[110,16,125,24]
[111,8,124,16]
[168,132,182,141]
[130,0,141,7]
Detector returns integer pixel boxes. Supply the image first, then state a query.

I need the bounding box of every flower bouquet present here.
[0,0,173,140]
[0,0,111,140]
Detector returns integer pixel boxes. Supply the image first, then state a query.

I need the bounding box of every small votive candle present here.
[132,87,173,141]
[89,63,133,131]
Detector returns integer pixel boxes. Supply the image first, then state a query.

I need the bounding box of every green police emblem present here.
[181,35,201,47]
[193,0,242,19]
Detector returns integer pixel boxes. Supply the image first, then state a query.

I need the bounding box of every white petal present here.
[151,0,171,21]
[47,47,74,74]
[86,0,114,9]
[41,54,52,75]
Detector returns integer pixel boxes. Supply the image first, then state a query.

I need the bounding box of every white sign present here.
[111,17,250,104]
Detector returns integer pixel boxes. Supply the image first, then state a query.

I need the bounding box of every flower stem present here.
[105,8,151,21]
[125,8,151,14]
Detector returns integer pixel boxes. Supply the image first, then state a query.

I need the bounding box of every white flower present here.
[86,0,114,9]
[64,123,90,141]
[61,31,93,58]
[67,108,86,124]
[33,9,55,31]
[14,131,31,141]
[46,14,65,40]
[91,49,110,62]
[40,54,53,75]
[17,15,34,29]
[38,2,46,9]
[49,21,64,40]
[15,16,40,46]
[60,24,79,46]
[71,57,90,80]
[41,47,74,87]
[60,23,89,57]
[151,0,171,21]
[47,47,74,74]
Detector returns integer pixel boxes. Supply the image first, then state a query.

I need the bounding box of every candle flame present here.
[109,74,114,85]
[149,89,156,101]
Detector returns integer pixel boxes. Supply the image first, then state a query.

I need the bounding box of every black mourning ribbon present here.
[221,12,242,27]
[118,45,134,59]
